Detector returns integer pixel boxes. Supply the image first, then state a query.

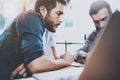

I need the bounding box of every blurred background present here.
[0,0,119,55]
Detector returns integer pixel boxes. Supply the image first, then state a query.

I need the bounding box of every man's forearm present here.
[27,55,71,73]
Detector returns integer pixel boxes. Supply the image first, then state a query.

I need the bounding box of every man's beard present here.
[44,15,55,33]
[96,26,103,31]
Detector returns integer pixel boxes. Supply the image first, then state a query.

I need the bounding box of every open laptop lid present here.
[79,10,120,80]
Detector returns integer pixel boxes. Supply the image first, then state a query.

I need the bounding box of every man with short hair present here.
[73,0,112,64]
[0,0,73,79]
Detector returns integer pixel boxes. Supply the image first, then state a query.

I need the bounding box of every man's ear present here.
[39,6,47,18]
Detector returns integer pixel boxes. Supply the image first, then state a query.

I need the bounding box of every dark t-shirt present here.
[0,10,45,79]
[74,29,101,62]
[79,29,100,53]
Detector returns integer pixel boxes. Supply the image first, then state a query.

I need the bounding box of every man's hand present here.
[60,52,73,65]
[76,55,86,64]
[74,51,87,64]
[10,63,27,79]
[55,55,60,59]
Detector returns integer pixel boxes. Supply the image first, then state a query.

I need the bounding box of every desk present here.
[33,66,84,80]
[15,63,84,80]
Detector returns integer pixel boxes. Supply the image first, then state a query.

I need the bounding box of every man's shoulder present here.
[17,10,43,22]
[90,30,98,35]
[26,10,42,17]
[16,10,45,28]
[87,30,98,41]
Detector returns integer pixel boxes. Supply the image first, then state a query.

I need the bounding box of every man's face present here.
[91,8,110,30]
[45,2,64,32]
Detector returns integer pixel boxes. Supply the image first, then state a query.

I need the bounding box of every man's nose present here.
[59,16,63,23]
[100,21,104,27]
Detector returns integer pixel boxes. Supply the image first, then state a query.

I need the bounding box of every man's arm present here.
[51,46,60,59]
[27,54,73,73]
[49,32,59,59]
[73,32,96,64]
[11,53,73,78]
[73,38,92,64]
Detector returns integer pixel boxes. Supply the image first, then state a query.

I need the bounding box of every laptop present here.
[79,10,120,80]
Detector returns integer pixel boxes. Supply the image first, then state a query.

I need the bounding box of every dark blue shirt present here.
[0,10,45,79]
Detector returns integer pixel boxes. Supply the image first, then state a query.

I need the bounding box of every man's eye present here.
[101,17,108,21]
[94,21,99,23]
[57,13,61,16]
[57,11,63,16]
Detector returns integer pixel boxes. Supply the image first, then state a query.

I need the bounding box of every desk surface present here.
[33,66,84,80]
[16,63,84,80]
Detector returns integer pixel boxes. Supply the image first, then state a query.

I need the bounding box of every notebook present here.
[79,10,120,80]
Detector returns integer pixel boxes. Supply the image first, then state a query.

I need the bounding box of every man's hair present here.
[89,0,112,16]
[35,0,70,13]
